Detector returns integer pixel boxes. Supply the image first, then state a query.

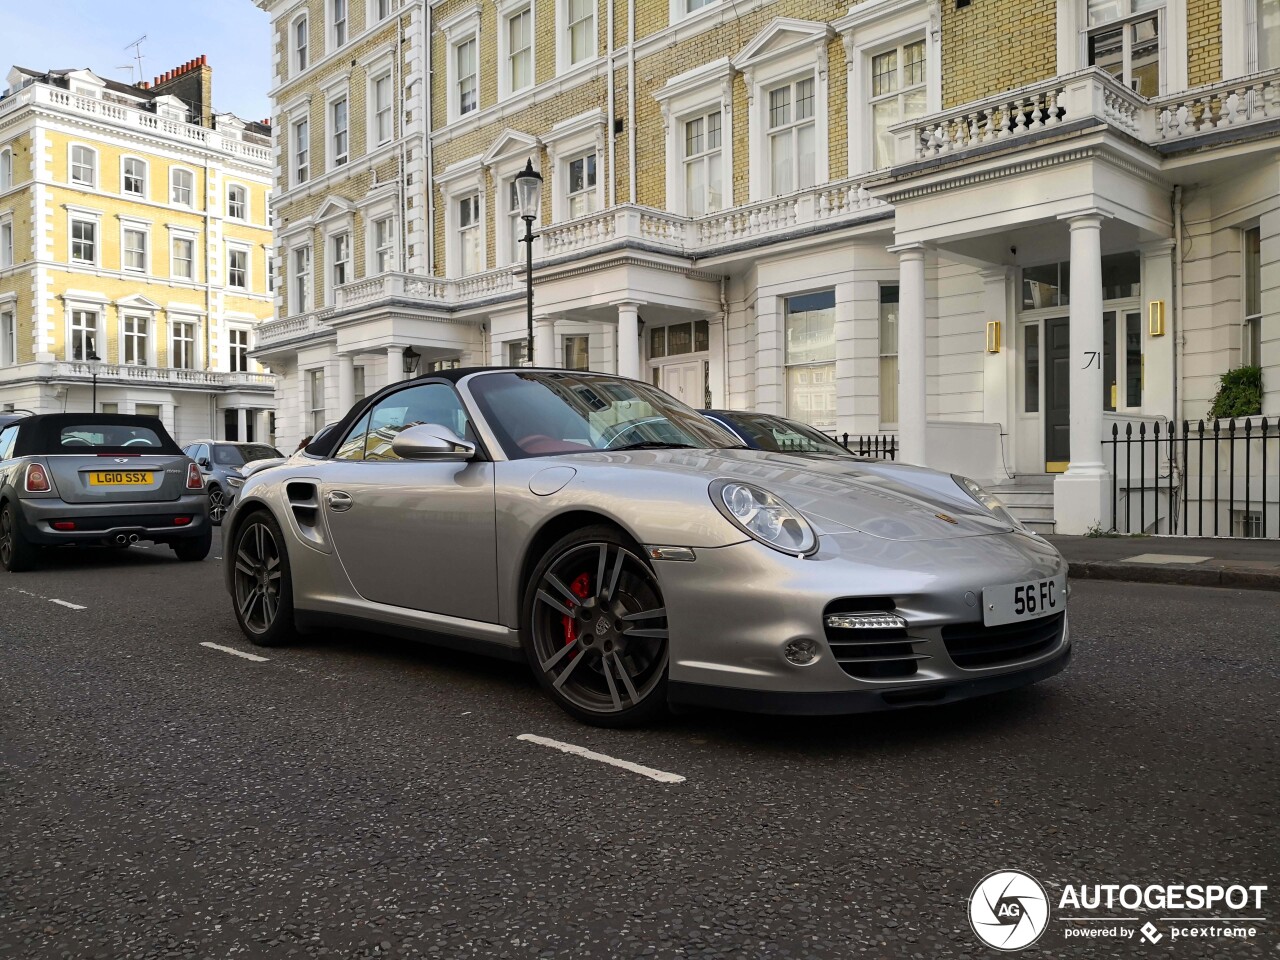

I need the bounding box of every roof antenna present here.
[124,35,147,84]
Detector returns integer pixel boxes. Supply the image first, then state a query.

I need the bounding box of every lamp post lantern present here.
[514,159,543,366]
[87,350,103,411]
[402,346,421,377]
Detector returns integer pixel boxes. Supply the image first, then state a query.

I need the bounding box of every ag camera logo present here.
[969,870,1050,951]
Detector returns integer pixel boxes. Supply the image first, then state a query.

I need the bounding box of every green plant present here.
[1208,365,1262,419]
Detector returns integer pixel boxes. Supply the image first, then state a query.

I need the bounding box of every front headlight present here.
[227,476,245,489]
[710,479,817,556]
[953,475,1023,530]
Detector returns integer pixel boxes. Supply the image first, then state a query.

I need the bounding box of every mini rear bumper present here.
[14,494,210,545]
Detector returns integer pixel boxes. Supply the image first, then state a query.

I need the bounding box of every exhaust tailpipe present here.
[128,534,140,544]
[115,534,128,545]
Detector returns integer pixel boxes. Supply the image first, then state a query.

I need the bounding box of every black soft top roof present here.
[13,414,183,457]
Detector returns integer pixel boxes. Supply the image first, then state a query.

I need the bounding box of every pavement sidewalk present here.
[1046,534,1280,592]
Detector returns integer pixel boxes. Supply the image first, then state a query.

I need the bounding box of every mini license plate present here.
[88,471,154,486]
[982,574,1066,627]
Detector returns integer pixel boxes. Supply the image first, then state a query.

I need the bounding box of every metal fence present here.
[831,433,899,459]
[1106,417,1279,538]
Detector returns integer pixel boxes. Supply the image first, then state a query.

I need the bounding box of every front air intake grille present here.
[941,613,1065,669]
[823,598,925,680]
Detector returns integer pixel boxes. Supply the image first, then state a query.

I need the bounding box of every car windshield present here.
[214,444,281,466]
[59,424,164,450]
[718,413,849,456]
[467,371,740,459]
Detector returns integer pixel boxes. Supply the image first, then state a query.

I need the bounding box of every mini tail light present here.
[24,463,51,493]
[173,516,192,526]
[185,463,203,490]
[52,520,76,531]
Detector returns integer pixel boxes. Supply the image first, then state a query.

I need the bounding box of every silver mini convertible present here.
[224,368,1071,726]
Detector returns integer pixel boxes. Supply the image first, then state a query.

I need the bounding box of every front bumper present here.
[657,529,1072,714]
[14,494,210,545]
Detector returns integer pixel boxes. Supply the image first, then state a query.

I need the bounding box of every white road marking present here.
[517,733,686,784]
[49,599,86,610]
[200,641,269,663]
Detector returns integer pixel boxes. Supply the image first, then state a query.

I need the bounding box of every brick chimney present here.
[149,55,213,128]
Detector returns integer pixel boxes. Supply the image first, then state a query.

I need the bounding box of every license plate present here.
[983,574,1066,627]
[88,471,154,486]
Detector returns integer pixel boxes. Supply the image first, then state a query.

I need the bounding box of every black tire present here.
[522,524,669,727]
[173,527,212,562]
[208,484,227,526]
[230,510,297,647]
[0,503,38,572]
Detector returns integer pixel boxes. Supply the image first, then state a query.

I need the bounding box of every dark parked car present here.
[182,440,284,524]
[702,410,855,456]
[0,413,211,571]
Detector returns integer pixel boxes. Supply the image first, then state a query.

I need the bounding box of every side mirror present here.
[390,423,476,461]
[198,458,211,469]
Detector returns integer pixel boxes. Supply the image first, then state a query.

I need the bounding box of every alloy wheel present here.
[0,510,12,566]
[209,486,227,524]
[530,541,668,715]
[233,520,283,634]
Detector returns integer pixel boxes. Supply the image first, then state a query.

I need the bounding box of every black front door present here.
[1044,317,1070,470]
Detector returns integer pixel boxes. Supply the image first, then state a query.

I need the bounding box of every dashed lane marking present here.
[200,641,270,663]
[49,599,87,610]
[517,733,686,784]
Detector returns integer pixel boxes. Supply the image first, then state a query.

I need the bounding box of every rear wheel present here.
[173,527,212,562]
[0,504,37,572]
[208,485,227,526]
[523,525,669,727]
[231,511,296,647]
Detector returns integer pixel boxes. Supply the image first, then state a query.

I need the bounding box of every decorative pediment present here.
[732,18,835,73]
[64,69,108,90]
[482,129,541,168]
[115,294,162,312]
[315,197,357,222]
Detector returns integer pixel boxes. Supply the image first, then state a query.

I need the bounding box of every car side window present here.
[333,411,372,461]
[0,425,18,461]
[197,444,210,465]
[358,383,471,462]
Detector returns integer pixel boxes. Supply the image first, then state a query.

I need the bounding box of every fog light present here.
[824,612,907,630]
[784,638,820,666]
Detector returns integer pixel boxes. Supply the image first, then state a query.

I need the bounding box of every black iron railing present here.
[1105,417,1279,537]
[830,433,898,460]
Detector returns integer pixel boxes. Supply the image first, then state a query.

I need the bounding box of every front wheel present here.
[231,511,296,647]
[208,485,227,526]
[0,504,38,572]
[523,526,669,727]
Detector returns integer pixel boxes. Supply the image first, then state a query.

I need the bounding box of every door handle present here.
[326,490,353,512]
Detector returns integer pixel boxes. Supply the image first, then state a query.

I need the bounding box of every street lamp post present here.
[87,351,103,411]
[514,160,543,366]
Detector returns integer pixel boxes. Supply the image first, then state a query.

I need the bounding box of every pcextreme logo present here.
[968,871,1268,950]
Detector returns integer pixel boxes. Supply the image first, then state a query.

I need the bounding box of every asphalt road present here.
[1,545,1276,959]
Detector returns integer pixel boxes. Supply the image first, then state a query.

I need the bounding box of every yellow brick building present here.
[254,0,1279,535]
[0,59,276,443]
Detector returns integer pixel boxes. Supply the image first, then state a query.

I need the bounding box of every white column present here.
[707,313,726,407]
[533,316,556,367]
[616,302,641,379]
[385,345,404,385]
[258,408,273,445]
[753,296,782,414]
[236,407,248,443]
[895,244,928,466]
[336,353,355,414]
[1054,211,1111,533]
[980,266,1013,428]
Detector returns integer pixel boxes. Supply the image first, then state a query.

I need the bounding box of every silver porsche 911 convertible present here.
[223,368,1070,726]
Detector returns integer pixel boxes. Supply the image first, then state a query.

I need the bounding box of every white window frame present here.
[558,0,598,73]
[1243,224,1262,367]
[227,243,251,290]
[782,289,838,431]
[170,317,199,370]
[228,326,252,373]
[120,221,150,274]
[544,110,607,222]
[69,143,97,188]
[330,0,349,51]
[170,166,196,207]
[565,151,599,219]
[0,304,16,366]
[656,60,736,217]
[170,229,197,281]
[764,75,817,198]
[681,109,725,216]
[671,0,720,23]
[0,147,12,192]
[292,114,311,186]
[0,216,12,269]
[121,156,148,198]
[438,158,487,278]
[227,183,249,221]
[368,0,395,23]
[307,366,326,433]
[732,19,833,203]
[328,230,352,303]
[366,56,396,149]
[483,135,543,264]
[328,88,350,168]
[441,5,483,125]
[372,214,397,274]
[68,210,101,267]
[291,243,314,314]
[457,192,484,276]
[455,35,480,120]
[838,0,940,176]
[498,0,535,99]
[66,303,105,362]
[291,11,310,76]
[120,313,153,366]
[1056,0,1187,92]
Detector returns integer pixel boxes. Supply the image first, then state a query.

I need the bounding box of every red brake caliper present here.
[561,572,592,646]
